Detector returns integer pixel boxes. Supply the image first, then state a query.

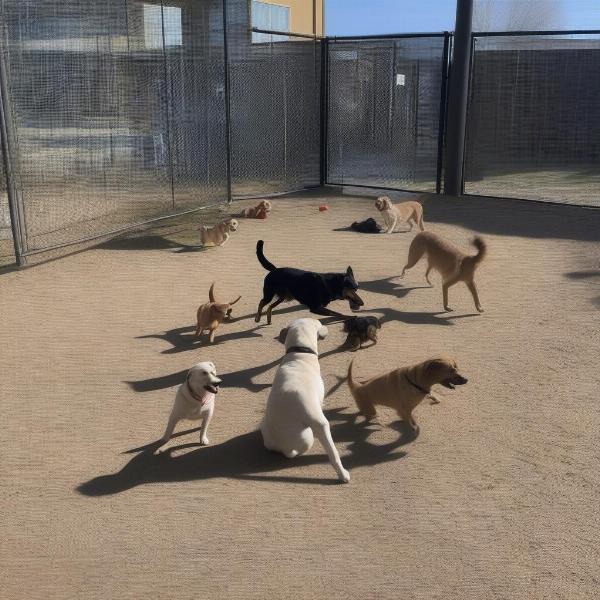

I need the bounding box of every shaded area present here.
[423,194,600,242]
[77,409,411,496]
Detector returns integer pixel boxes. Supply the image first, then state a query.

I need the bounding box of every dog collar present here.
[185,372,212,404]
[405,373,430,395]
[286,346,318,357]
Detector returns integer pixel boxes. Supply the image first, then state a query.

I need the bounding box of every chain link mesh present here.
[0,0,228,253]
[327,37,446,192]
[226,0,321,197]
[464,34,600,207]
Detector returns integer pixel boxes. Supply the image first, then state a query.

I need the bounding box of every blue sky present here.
[325,1,600,36]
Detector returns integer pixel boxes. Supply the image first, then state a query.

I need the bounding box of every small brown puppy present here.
[375,196,425,233]
[241,200,272,219]
[401,231,487,313]
[343,316,381,351]
[199,218,238,247]
[347,356,468,432]
[195,282,241,343]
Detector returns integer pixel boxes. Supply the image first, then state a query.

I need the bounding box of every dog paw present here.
[477,306,484,313]
[200,436,210,446]
[338,469,351,483]
[444,306,453,312]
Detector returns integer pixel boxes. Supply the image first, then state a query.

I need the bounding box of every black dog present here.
[350,218,382,234]
[255,240,364,324]
[343,316,381,351]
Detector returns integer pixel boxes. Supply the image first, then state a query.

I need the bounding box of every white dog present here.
[160,361,222,446]
[260,318,350,483]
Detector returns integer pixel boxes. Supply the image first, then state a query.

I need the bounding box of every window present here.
[143,4,182,49]
[252,1,290,43]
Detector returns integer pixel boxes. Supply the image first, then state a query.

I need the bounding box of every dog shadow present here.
[360,277,430,299]
[127,341,350,396]
[370,306,455,327]
[76,409,410,495]
[138,324,263,354]
[564,269,600,308]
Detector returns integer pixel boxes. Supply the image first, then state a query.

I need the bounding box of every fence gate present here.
[326,33,450,193]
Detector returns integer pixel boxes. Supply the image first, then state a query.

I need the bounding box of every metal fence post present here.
[319,37,328,186]
[444,0,473,196]
[435,32,451,194]
[0,23,26,266]
[222,0,233,203]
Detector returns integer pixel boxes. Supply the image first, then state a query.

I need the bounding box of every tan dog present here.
[199,218,238,246]
[195,282,241,343]
[401,231,487,313]
[241,200,271,219]
[375,196,425,233]
[347,356,468,432]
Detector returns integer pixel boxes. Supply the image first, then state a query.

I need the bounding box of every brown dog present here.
[198,218,238,246]
[347,356,468,432]
[195,282,241,343]
[241,200,271,219]
[401,231,487,313]
[374,196,425,233]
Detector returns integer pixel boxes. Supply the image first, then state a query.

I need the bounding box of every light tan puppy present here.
[401,231,487,313]
[195,282,241,343]
[347,356,468,432]
[199,218,238,246]
[375,196,425,233]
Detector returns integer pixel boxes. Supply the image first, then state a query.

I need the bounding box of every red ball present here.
[319,205,328,212]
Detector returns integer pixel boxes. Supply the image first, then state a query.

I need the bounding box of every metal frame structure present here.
[2,0,599,267]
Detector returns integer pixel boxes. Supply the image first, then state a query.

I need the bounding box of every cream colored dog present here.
[375,196,425,233]
[400,231,487,312]
[347,356,468,432]
[199,218,238,247]
[261,318,350,483]
[160,361,222,446]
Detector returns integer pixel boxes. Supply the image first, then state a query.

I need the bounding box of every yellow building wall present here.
[258,0,324,36]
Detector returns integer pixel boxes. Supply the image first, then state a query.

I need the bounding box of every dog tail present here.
[256,240,276,271]
[208,282,216,303]
[228,295,242,306]
[347,360,360,396]
[471,236,487,263]
[416,202,425,231]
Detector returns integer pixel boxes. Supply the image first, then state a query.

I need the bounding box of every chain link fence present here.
[0,0,322,264]
[464,32,600,207]
[326,35,449,193]
[2,4,599,266]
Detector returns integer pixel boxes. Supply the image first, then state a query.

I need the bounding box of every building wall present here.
[256,0,323,35]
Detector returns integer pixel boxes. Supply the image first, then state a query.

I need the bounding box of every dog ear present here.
[346,266,354,278]
[277,327,289,344]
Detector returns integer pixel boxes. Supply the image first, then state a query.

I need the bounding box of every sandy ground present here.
[1,190,599,600]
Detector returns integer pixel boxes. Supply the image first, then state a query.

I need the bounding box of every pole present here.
[0,24,25,266]
[222,0,233,203]
[443,0,473,195]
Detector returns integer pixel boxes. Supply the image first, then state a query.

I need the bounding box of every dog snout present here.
[452,374,468,385]
[211,375,222,385]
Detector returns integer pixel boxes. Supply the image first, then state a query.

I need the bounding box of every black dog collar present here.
[286,346,318,357]
[405,373,430,395]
